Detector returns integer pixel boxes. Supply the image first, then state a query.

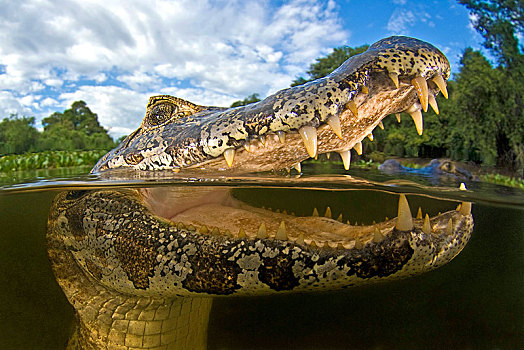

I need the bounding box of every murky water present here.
[0,163,522,349]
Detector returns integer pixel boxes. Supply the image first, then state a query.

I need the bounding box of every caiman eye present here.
[144,102,178,128]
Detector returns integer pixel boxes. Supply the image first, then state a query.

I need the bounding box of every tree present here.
[291,45,369,86]
[230,93,261,107]
[0,115,39,155]
[39,101,115,151]
[459,0,523,71]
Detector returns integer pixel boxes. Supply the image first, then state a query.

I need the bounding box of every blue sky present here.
[0,0,484,138]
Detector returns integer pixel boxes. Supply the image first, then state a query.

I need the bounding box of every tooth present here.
[378,121,384,130]
[459,183,467,191]
[446,218,453,235]
[295,233,305,245]
[347,101,358,117]
[173,168,181,173]
[432,74,448,99]
[257,223,268,239]
[361,85,369,94]
[243,142,251,152]
[353,141,363,155]
[187,225,196,231]
[411,76,429,112]
[324,207,332,218]
[282,210,288,215]
[259,136,267,146]
[294,162,302,173]
[354,239,363,249]
[395,194,414,231]
[326,152,331,160]
[373,228,384,242]
[396,113,401,123]
[456,203,462,211]
[389,72,399,88]
[275,221,288,240]
[416,207,423,219]
[276,131,286,144]
[336,213,343,222]
[460,202,472,215]
[422,214,432,234]
[409,109,424,135]
[310,240,319,248]
[339,149,351,170]
[211,227,220,235]
[198,226,209,234]
[327,115,343,139]
[224,148,235,167]
[428,92,439,114]
[299,126,318,158]
[367,133,374,141]
[275,209,280,213]
[312,208,319,217]
[238,228,246,238]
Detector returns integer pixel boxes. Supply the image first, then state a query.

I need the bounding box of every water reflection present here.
[47,184,474,349]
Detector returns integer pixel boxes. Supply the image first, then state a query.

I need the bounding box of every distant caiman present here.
[47,36,474,350]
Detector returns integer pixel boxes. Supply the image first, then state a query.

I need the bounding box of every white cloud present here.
[0,0,348,138]
[387,8,416,34]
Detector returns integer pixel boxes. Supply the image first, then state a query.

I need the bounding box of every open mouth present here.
[141,185,471,251]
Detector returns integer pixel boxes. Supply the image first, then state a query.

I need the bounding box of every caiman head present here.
[47,36,473,349]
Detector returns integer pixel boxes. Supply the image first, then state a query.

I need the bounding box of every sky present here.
[0,0,485,139]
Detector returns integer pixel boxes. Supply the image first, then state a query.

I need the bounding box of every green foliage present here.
[230,94,261,107]
[39,101,115,151]
[0,115,39,155]
[0,101,116,158]
[459,0,523,71]
[0,150,109,172]
[291,45,369,86]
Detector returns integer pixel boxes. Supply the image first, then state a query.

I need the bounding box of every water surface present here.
[0,164,522,349]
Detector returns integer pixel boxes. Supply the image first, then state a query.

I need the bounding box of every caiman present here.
[46,36,474,350]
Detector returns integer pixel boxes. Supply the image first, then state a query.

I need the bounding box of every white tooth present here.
[312,208,319,217]
[243,142,251,152]
[411,76,429,112]
[326,152,331,160]
[295,233,305,245]
[459,183,467,191]
[276,131,286,144]
[338,149,351,170]
[327,115,343,139]
[259,136,266,146]
[238,228,247,238]
[389,72,399,88]
[460,202,472,216]
[428,92,439,114]
[353,141,363,155]
[275,221,288,240]
[378,121,385,130]
[373,228,384,242]
[354,239,363,249]
[432,74,449,99]
[446,218,453,235]
[347,101,358,117]
[367,133,374,141]
[396,113,401,123]
[395,194,414,231]
[361,85,369,94]
[409,109,424,136]
[294,162,302,173]
[224,148,235,167]
[299,126,318,158]
[416,207,423,219]
[422,214,432,234]
[257,223,268,239]
[324,207,332,218]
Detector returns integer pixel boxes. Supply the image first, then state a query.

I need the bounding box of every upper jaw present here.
[92,36,450,174]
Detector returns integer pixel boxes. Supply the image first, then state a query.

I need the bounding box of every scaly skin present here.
[47,36,473,350]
